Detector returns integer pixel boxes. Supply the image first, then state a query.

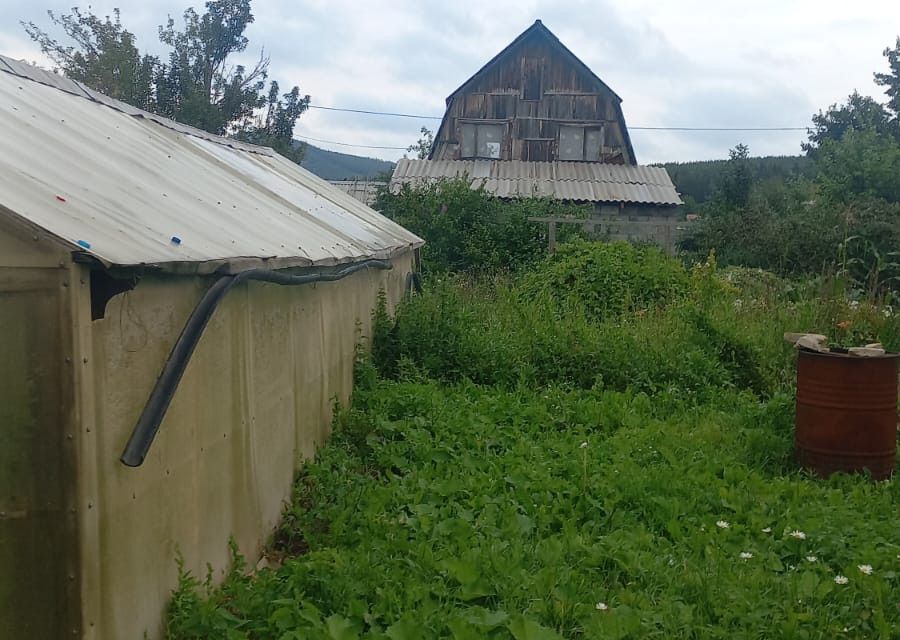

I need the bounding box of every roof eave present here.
[85,242,423,276]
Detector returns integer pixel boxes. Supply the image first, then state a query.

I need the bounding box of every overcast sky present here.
[2,0,899,163]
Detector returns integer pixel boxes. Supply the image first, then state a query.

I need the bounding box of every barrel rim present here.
[797,348,900,361]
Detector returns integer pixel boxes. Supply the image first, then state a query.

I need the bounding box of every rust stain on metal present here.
[795,350,899,480]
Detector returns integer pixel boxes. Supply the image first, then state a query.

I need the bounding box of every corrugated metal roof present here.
[328,180,386,207]
[390,159,682,206]
[0,56,422,274]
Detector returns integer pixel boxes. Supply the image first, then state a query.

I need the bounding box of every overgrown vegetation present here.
[376,178,587,274]
[518,240,690,323]
[167,242,899,639]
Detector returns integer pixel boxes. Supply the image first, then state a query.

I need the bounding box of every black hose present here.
[120,259,393,467]
[405,271,423,295]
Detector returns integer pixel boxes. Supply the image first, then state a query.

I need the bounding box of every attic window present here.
[558,125,604,161]
[460,123,504,159]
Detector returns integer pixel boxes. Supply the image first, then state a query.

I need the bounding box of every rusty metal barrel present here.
[796,350,899,480]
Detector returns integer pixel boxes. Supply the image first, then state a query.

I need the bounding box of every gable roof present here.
[391,159,681,206]
[434,20,637,165]
[446,20,623,103]
[0,56,422,275]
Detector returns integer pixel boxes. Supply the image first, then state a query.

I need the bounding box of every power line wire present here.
[631,126,808,131]
[308,104,442,120]
[307,103,810,132]
[295,134,408,150]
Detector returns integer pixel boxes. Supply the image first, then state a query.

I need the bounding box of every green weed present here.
[167,242,900,639]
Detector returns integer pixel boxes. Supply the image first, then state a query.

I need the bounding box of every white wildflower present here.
[733,299,743,310]
[858,564,873,575]
[788,530,807,540]
[762,527,772,533]
[739,552,753,560]
[716,520,730,529]
[580,441,588,449]
[834,575,849,585]
[595,602,608,611]
[805,556,818,563]
[849,300,860,310]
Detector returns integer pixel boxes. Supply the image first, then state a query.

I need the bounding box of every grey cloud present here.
[637,81,814,162]
[2,0,896,162]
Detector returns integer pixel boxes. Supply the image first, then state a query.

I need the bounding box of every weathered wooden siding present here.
[432,30,634,164]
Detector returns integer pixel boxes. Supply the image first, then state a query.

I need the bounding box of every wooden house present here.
[393,20,685,253]
[430,19,636,165]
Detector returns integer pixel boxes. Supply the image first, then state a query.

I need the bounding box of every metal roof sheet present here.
[391,159,682,206]
[0,56,422,274]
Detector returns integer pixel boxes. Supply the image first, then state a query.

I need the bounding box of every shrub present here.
[519,240,691,322]
[376,178,588,274]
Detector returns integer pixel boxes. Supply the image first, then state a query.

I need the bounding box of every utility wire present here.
[299,104,811,151]
[308,104,442,120]
[631,126,809,131]
[306,103,810,132]
[295,134,408,150]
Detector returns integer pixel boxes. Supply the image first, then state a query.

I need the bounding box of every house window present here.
[460,123,504,159]
[558,125,604,161]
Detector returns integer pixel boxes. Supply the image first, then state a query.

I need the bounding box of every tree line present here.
[681,38,900,303]
[22,0,309,162]
[660,156,814,208]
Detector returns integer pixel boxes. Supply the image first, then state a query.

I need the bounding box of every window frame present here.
[458,121,507,159]
[557,124,606,162]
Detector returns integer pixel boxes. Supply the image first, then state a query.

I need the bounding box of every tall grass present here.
[373,244,898,401]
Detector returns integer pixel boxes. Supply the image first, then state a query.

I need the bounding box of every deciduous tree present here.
[23,1,309,161]
[874,37,900,118]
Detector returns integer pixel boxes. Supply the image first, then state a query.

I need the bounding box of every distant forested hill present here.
[659,156,814,206]
[298,142,396,180]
